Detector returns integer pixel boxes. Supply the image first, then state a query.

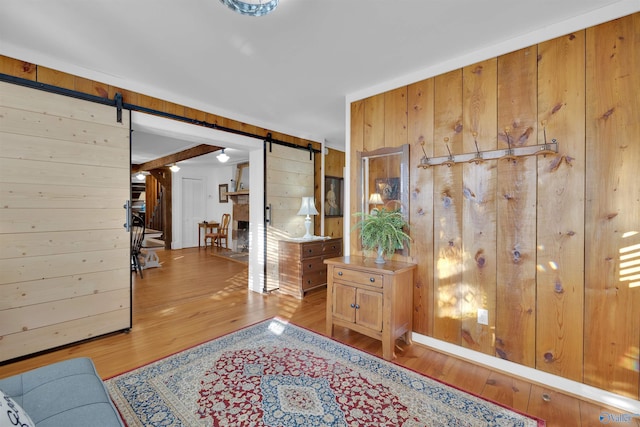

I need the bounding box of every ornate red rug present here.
[105,318,544,426]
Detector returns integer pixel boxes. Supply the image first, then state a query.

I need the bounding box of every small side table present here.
[325,256,416,361]
[198,222,219,248]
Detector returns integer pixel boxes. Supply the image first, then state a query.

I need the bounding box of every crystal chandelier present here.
[219,0,278,17]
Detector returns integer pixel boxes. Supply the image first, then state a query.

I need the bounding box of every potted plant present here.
[353,208,411,264]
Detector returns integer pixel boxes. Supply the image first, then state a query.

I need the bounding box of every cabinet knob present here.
[338,271,343,276]
[369,277,375,283]
[350,303,355,308]
[355,304,360,309]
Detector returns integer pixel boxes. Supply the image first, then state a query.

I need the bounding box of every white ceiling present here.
[1,0,638,163]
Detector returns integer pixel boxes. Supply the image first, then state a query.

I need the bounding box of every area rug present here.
[105,318,544,426]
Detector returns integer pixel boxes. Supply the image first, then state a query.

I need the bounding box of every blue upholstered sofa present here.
[0,357,123,427]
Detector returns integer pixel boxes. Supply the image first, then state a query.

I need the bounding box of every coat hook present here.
[419,140,431,167]
[502,127,517,162]
[538,123,557,157]
[443,137,455,167]
[469,132,484,164]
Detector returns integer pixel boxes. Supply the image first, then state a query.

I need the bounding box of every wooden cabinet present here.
[325,256,416,361]
[278,237,343,299]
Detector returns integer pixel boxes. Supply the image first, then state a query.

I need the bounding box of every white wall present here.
[171,163,234,249]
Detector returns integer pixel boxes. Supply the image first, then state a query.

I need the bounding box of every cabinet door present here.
[332,282,356,323]
[356,289,383,332]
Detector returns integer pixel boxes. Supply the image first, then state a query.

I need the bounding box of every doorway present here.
[181,177,205,248]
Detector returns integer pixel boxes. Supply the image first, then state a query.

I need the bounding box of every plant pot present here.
[375,246,385,264]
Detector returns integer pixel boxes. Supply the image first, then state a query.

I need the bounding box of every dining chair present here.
[205,213,231,249]
[131,213,145,278]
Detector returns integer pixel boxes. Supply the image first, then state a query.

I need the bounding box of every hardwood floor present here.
[1,247,637,426]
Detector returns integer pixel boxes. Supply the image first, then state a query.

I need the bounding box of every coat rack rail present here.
[417,140,558,168]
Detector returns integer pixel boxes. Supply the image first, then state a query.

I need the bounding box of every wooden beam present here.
[132,144,222,173]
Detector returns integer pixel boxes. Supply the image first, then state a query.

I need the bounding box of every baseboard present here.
[412,333,640,414]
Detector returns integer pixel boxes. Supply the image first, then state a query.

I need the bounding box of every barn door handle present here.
[123,200,132,232]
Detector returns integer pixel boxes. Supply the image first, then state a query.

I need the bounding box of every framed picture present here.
[375,177,400,202]
[219,184,228,203]
[324,176,343,217]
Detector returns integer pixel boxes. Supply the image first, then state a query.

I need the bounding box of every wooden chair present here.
[131,213,145,278]
[205,213,230,249]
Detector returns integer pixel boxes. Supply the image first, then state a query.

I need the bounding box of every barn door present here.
[0,81,131,362]
[264,143,316,292]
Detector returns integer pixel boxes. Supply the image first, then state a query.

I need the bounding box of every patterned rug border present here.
[105,317,545,426]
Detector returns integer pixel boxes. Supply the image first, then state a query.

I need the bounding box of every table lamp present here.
[297,196,319,239]
[368,192,384,213]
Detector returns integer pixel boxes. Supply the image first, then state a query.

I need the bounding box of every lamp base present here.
[302,216,313,239]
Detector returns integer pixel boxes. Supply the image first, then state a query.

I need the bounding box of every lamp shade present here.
[368,192,384,205]
[297,197,319,216]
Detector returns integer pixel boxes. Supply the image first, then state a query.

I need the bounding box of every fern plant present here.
[353,208,411,263]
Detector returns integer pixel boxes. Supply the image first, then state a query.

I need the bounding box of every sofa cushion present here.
[0,358,123,427]
[0,388,35,427]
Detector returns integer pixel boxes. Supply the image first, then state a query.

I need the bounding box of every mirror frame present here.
[356,144,410,253]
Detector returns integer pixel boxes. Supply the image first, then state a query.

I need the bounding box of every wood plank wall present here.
[350,13,640,399]
[320,148,345,239]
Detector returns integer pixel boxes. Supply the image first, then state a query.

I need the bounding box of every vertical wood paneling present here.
[323,148,345,239]
[364,94,385,151]
[433,70,464,344]
[384,87,408,148]
[350,100,365,255]
[0,55,36,80]
[536,32,586,381]
[495,47,538,367]
[585,14,640,399]
[408,78,434,336]
[461,59,498,354]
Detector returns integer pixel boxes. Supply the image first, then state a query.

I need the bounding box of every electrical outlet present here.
[477,309,489,325]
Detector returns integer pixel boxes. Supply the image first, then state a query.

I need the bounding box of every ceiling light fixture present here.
[219,0,278,17]
[217,149,230,163]
[135,172,146,181]
[169,164,180,172]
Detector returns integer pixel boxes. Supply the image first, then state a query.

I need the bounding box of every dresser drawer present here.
[323,240,343,257]
[301,270,327,291]
[300,242,324,258]
[302,257,325,274]
[333,268,383,288]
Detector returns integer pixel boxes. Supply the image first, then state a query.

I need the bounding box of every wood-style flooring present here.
[1,247,637,426]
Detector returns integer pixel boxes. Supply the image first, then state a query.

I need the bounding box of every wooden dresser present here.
[325,256,416,360]
[278,237,343,299]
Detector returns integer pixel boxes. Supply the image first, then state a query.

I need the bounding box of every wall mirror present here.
[356,144,410,252]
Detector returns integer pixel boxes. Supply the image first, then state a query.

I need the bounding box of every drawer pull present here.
[338,271,343,276]
[369,277,375,283]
